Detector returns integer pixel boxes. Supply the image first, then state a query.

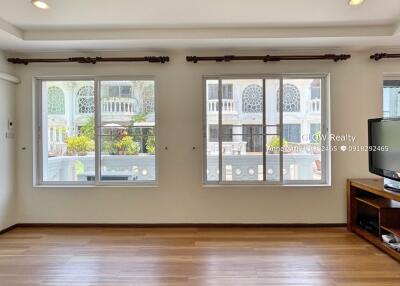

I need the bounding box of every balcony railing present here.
[208,99,237,114]
[207,142,247,155]
[206,153,320,181]
[309,99,320,113]
[102,97,136,115]
[45,154,319,182]
[48,142,67,156]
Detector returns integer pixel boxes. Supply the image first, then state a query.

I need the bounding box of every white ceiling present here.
[0,0,400,52]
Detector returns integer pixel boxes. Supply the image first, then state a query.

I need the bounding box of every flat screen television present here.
[368,117,400,192]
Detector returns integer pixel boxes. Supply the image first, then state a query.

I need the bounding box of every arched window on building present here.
[242,84,263,113]
[277,83,300,112]
[143,85,155,113]
[47,86,65,115]
[77,86,94,114]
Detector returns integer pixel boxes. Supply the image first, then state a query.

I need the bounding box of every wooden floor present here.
[0,227,399,286]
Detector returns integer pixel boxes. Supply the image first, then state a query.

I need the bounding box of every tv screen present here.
[368,118,400,182]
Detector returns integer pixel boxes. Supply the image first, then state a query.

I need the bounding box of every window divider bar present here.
[37,79,43,184]
[262,79,266,182]
[321,76,328,184]
[279,77,284,183]
[218,78,223,183]
[94,79,101,185]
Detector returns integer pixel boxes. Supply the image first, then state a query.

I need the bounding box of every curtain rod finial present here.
[8,58,29,65]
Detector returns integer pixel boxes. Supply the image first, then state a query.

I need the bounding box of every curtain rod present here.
[7,56,170,65]
[370,53,400,61]
[186,54,351,63]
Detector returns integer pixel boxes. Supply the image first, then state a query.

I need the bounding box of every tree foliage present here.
[80,116,95,140]
[145,130,156,154]
[66,135,94,155]
[267,136,288,154]
[114,136,140,155]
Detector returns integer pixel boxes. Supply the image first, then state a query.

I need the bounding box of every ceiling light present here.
[348,0,364,6]
[31,0,50,9]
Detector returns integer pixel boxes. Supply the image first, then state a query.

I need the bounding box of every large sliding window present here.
[37,77,156,186]
[204,75,329,185]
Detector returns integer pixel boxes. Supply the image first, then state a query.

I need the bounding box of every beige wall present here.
[0,50,16,231]
[13,50,389,224]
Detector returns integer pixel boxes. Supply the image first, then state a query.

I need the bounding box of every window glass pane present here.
[208,84,218,100]
[282,78,322,182]
[208,84,233,100]
[283,124,301,143]
[311,79,321,100]
[243,125,263,152]
[222,79,263,182]
[383,80,400,118]
[223,84,233,99]
[205,80,219,181]
[120,86,132,97]
[100,80,156,182]
[41,80,95,182]
[222,125,233,142]
[108,86,119,98]
[209,125,218,142]
[310,123,321,143]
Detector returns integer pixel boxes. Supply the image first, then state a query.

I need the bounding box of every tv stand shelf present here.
[348,178,400,262]
[381,226,400,237]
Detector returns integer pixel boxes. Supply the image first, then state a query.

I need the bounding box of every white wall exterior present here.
[0,50,16,231]
[13,50,387,224]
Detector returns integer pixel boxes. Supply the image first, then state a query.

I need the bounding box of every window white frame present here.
[34,76,158,187]
[202,74,331,186]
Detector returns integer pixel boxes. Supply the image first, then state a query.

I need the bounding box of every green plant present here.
[66,135,94,155]
[102,139,117,155]
[267,136,288,154]
[75,160,84,175]
[132,113,148,123]
[80,116,95,140]
[145,131,156,154]
[60,127,68,141]
[114,136,139,155]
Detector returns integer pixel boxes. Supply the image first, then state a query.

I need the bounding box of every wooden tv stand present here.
[347,178,400,262]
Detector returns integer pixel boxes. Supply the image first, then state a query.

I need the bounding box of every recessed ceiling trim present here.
[0,18,23,39]
[20,25,396,42]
